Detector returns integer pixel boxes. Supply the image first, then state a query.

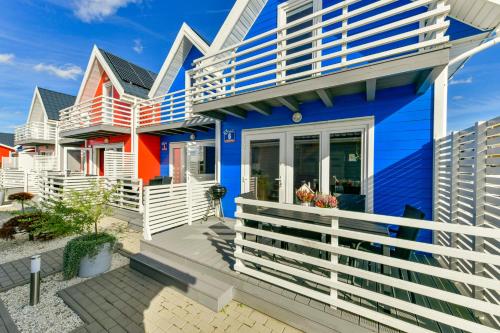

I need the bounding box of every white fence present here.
[0,169,26,189]
[234,198,500,333]
[104,151,135,179]
[33,155,58,171]
[2,155,34,171]
[39,174,143,212]
[143,180,216,240]
[434,116,499,321]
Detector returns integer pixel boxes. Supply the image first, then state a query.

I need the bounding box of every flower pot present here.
[78,242,113,278]
[301,202,311,207]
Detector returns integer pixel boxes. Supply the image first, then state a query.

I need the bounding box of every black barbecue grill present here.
[204,184,227,221]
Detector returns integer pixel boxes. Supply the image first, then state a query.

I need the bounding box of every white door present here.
[102,82,113,124]
[242,132,286,203]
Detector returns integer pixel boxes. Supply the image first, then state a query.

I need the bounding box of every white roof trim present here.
[0,143,15,151]
[208,0,254,55]
[149,23,211,98]
[75,46,125,104]
[26,87,48,124]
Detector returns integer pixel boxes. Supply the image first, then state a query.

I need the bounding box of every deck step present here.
[130,252,233,312]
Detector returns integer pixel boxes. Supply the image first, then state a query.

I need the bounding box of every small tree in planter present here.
[62,182,118,279]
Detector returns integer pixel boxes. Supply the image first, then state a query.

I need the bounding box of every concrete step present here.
[130,252,233,312]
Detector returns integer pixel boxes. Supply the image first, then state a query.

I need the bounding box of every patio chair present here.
[346,205,425,302]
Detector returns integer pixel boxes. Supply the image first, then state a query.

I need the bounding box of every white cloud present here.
[0,53,15,64]
[449,77,473,85]
[33,63,83,80]
[71,0,140,22]
[133,39,143,54]
[452,95,464,101]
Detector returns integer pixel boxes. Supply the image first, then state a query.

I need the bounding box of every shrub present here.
[8,192,34,213]
[62,233,116,279]
[0,213,55,241]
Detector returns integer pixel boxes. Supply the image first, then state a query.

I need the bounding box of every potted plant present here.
[313,194,338,209]
[62,182,118,279]
[296,189,315,206]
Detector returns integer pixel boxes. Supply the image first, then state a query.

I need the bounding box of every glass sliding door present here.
[243,133,285,202]
[292,135,320,202]
[329,132,362,195]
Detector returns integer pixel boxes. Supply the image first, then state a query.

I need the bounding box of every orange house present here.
[58,46,159,179]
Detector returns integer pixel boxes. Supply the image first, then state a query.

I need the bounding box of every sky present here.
[0,0,499,134]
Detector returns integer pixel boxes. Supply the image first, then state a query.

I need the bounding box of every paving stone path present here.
[0,298,18,333]
[61,266,301,333]
[0,247,64,292]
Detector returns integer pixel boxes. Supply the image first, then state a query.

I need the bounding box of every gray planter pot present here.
[78,242,113,278]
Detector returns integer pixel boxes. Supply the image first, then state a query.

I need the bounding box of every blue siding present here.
[169,46,204,92]
[446,17,486,41]
[219,85,434,243]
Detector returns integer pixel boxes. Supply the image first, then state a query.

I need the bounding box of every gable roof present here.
[76,46,158,103]
[99,48,158,99]
[37,88,76,121]
[149,23,211,98]
[0,133,15,149]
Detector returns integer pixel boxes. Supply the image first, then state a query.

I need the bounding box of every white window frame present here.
[241,116,374,212]
[277,0,322,81]
[169,140,216,183]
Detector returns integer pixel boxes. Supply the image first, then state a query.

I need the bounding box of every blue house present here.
[132,1,500,332]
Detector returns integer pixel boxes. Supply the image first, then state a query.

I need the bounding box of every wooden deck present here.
[139,218,485,333]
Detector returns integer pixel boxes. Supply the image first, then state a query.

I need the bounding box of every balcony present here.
[59,95,133,139]
[14,121,57,146]
[137,89,215,136]
[191,0,450,118]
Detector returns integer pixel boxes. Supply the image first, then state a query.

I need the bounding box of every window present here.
[279,0,321,81]
[330,132,362,195]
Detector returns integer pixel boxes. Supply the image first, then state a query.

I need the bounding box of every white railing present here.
[0,169,41,193]
[59,95,133,133]
[39,174,143,212]
[33,155,58,171]
[191,0,450,103]
[1,155,34,171]
[14,121,57,144]
[434,116,500,322]
[138,89,194,127]
[234,198,500,333]
[104,151,135,179]
[142,180,216,240]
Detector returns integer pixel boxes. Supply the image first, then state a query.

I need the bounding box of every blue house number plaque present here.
[224,129,236,143]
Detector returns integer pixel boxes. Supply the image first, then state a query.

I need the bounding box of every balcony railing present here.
[15,121,57,144]
[59,95,133,133]
[191,0,450,104]
[234,197,500,333]
[138,89,193,127]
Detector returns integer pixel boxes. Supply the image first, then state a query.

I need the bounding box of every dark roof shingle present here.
[37,88,76,121]
[99,49,157,99]
[0,133,15,148]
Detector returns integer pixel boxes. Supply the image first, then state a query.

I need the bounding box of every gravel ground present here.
[0,253,130,333]
[0,235,75,265]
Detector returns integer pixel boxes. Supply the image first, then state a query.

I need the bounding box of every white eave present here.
[149,23,211,98]
[74,46,127,105]
[447,0,500,31]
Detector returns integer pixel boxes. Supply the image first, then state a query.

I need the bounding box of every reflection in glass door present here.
[244,133,285,202]
[293,135,320,202]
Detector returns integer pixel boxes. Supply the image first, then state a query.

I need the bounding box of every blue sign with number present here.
[224,129,236,143]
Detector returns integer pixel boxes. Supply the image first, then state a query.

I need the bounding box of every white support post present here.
[143,187,152,241]
[330,215,339,309]
[187,176,193,225]
[215,120,221,183]
[24,171,28,192]
[234,202,244,272]
[131,100,139,180]
[138,179,144,214]
[472,121,486,301]
[449,131,459,271]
